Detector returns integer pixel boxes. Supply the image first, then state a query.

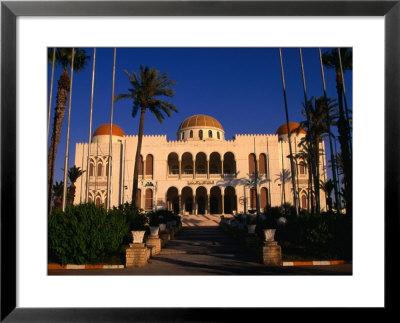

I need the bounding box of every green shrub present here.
[111,202,148,231]
[48,203,130,265]
[277,212,352,260]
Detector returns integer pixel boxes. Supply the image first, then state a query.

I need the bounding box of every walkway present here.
[49,226,352,275]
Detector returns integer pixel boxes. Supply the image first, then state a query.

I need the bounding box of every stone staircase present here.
[181,214,233,227]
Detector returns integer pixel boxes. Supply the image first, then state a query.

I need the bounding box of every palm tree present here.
[47,48,90,214]
[67,165,86,205]
[114,65,178,204]
[322,48,352,216]
[320,179,335,212]
[297,97,336,213]
[52,181,64,210]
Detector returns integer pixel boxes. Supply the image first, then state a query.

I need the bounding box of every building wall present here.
[74,132,327,213]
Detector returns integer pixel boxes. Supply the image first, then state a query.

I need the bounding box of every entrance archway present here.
[196,186,207,215]
[210,186,222,214]
[166,187,179,214]
[182,186,194,214]
[224,186,237,214]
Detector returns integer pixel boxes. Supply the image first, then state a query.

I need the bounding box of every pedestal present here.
[261,241,282,266]
[159,231,170,247]
[126,243,150,267]
[146,236,162,256]
[169,227,175,240]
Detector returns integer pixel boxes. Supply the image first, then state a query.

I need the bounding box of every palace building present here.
[73,114,327,218]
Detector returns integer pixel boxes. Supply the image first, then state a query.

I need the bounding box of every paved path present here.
[49,226,352,275]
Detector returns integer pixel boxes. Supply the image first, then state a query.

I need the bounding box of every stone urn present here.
[277,217,287,226]
[159,223,167,232]
[131,230,146,243]
[149,226,160,237]
[247,224,256,234]
[264,229,276,242]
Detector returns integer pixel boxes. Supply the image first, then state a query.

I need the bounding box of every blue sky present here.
[48,47,352,183]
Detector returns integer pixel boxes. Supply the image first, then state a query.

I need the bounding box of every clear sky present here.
[48,47,352,184]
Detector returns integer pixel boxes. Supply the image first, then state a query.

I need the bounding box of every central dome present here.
[177,115,225,141]
[179,115,223,131]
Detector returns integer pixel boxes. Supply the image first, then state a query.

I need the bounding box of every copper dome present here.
[178,115,223,131]
[276,122,306,136]
[93,124,125,137]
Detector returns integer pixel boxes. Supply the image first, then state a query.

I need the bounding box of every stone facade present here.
[74,115,327,216]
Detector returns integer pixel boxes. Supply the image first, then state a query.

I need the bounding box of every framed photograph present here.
[1,0,396,320]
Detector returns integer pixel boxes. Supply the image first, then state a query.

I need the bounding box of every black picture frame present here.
[1,0,397,321]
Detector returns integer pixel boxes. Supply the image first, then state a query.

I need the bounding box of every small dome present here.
[178,115,223,131]
[93,124,125,137]
[276,122,306,136]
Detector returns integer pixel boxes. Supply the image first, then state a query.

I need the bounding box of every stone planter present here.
[247,224,256,234]
[149,226,159,237]
[159,223,167,232]
[131,230,146,243]
[264,229,276,242]
[277,217,287,226]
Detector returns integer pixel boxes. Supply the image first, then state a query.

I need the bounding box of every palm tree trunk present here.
[314,136,321,212]
[68,183,76,205]
[47,71,70,214]
[132,106,146,205]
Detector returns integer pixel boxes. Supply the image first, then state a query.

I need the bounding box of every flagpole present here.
[107,48,117,210]
[266,136,272,208]
[47,48,56,141]
[299,48,320,214]
[86,48,96,203]
[318,48,340,213]
[278,48,299,216]
[62,48,75,211]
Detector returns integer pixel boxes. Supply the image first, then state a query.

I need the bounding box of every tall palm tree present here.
[67,165,86,205]
[322,48,352,216]
[297,97,337,213]
[47,48,90,214]
[114,65,178,204]
[52,181,64,211]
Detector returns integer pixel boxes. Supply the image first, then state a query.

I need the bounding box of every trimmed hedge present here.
[48,203,130,265]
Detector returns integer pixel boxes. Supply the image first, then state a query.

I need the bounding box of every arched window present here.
[250,188,257,210]
[145,188,153,211]
[301,194,307,209]
[260,187,268,210]
[217,132,220,139]
[181,132,185,140]
[190,130,193,138]
[95,195,101,207]
[248,154,256,175]
[89,163,94,177]
[97,162,103,177]
[208,130,212,138]
[299,161,306,175]
[105,162,109,177]
[259,154,267,174]
[199,130,203,140]
[146,154,153,176]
